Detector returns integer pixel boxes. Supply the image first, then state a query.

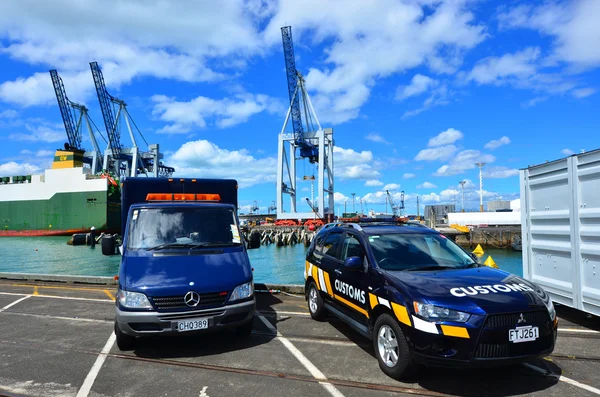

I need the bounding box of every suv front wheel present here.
[307,281,326,321]
[373,314,416,380]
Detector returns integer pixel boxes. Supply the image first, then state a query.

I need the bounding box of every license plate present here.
[509,326,539,343]
[177,318,209,332]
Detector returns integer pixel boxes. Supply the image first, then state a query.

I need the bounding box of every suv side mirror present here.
[344,256,363,271]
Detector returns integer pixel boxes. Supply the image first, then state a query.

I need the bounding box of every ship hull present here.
[0,167,120,236]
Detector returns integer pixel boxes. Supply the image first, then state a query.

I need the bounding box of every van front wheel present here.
[236,318,254,337]
[114,322,135,351]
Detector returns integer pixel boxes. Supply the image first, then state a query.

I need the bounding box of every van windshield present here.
[127,207,241,250]
[368,232,476,271]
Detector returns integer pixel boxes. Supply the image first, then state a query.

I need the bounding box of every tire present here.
[235,317,254,337]
[114,321,136,351]
[306,282,326,321]
[373,313,416,380]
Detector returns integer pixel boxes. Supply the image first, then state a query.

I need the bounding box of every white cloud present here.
[9,123,64,143]
[521,96,548,108]
[415,145,457,161]
[0,161,41,177]
[421,193,441,203]
[167,140,277,188]
[434,150,496,176]
[365,180,383,187]
[401,84,450,119]
[0,1,267,106]
[151,93,282,133]
[403,173,415,179]
[0,109,17,118]
[334,146,380,180]
[35,150,54,157]
[484,166,519,179]
[428,128,464,147]
[418,181,437,189]
[365,133,389,144]
[561,148,575,156]
[467,47,540,85]
[384,183,400,191]
[484,136,510,150]
[498,1,600,68]
[396,74,437,100]
[266,0,486,123]
[333,192,349,204]
[572,88,596,98]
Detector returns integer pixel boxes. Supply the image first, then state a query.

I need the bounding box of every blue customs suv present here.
[304,221,557,380]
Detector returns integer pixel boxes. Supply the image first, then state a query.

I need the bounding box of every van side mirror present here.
[344,256,363,271]
[246,231,261,249]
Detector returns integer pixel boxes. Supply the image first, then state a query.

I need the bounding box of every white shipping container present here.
[520,149,600,316]
[447,211,521,226]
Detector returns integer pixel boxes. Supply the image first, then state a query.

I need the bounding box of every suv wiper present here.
[462,261,480,269]
[406,265,455,272]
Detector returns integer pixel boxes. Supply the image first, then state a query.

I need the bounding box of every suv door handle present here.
[334,269,342,275]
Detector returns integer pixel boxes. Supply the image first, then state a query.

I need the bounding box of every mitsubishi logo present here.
[184,291,200,307]
[517,313,526,324]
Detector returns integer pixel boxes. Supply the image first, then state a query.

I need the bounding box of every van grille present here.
[150,292,228,311]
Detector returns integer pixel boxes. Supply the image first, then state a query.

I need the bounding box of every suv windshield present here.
[368,232,476,271]
[127,207,240,250]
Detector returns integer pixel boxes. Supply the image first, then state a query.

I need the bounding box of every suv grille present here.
[150,292,228,311]
[473,310,553,359]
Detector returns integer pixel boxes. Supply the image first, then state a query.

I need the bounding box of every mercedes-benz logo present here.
[184,291,200,307]
[517,313,526,324]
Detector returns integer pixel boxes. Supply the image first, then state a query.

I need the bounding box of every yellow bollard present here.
[484,255,498,269]
[472,244,484,257]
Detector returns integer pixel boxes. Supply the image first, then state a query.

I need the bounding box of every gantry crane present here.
[89,61,174,178]
[385,190,406,217]
[277,26,334,221]
[50,69,103,173]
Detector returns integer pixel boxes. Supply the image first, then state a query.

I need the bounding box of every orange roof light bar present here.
[146,193,221,201]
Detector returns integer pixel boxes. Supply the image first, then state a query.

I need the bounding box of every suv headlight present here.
[414,302,470,323]
[544,297,556,321]
[230,282,253,302]
[118,290,152,309]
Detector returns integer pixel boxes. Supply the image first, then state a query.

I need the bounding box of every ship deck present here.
[0,278,599,397]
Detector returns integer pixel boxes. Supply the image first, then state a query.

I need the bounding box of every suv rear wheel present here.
[373,314,415,380]
[307,281,326,321]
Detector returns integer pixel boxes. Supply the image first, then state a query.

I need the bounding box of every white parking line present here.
[0,291,112,303]
[0,295,31,312]
[76,331,116,397]
[558,328,599,334]
[257,313,345,397]
[258,310,310,317]
[4,311,112,324]
[523,363,600,395]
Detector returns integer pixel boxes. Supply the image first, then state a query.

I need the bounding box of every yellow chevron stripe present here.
[333,294,369,318]
[440,325,470,339]
[312,265,320,290]
[323,271,334,297]
[391,302,411,326]
[369,293,378,310]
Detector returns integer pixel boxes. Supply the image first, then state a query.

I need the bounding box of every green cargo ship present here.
[0,150,120,236]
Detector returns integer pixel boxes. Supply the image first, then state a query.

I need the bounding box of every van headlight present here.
[118,290,152,309]
[414,302,470,322]
[230,282,253,302]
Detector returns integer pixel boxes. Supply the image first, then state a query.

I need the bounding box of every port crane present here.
[89,61,174,178]
[277,26,334,221]
[386,190,406,217]
[49,69,104,173]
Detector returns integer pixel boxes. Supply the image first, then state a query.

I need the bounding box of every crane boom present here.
[386,190,399,217]
[281,26,304,142]
[90,61,121,160]
[49,70,81,150]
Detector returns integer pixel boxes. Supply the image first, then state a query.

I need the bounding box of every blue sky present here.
[0,0,598,216]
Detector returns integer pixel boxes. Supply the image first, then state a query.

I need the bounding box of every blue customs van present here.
[114,177,258,350]
[304,221,557,380]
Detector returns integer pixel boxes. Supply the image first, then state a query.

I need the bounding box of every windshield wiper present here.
[462,261,480,269]
[146,243,195,251]
[406,265,456,272]
[188,242,241,250]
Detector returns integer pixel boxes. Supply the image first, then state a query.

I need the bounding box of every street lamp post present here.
[351,193,356,213]
[475,163,485,212]
[459,180,466,212]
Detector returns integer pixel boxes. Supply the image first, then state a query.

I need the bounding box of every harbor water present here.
[0,237,524,284]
